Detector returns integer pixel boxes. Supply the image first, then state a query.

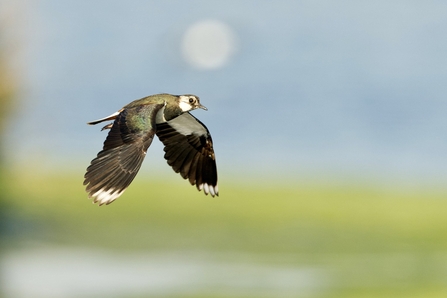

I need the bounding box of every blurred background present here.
[1,1,447,297]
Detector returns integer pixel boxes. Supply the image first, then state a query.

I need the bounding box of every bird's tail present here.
[87,110,121,125]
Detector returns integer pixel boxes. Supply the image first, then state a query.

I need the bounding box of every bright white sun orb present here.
[181,20,237,70]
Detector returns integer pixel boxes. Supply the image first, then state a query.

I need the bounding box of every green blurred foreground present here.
[3,170,447,298]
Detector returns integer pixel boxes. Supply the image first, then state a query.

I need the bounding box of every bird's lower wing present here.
[84,104,163,205]
[156,112,218,197]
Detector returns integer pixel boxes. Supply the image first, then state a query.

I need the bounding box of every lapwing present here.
[84,93,218,205]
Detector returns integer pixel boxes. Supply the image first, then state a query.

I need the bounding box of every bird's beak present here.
[199,104,208,111]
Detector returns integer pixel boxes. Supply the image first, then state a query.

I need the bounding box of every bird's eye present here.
[189,98,195,104]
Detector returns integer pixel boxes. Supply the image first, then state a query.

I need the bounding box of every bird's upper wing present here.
[156,112,218,197]
[84,103,164,205]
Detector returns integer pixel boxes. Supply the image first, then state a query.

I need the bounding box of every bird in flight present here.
[84,93,218,205]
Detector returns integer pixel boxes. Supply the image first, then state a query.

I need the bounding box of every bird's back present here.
[123,93,175,109]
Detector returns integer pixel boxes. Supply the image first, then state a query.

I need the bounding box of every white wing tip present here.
[90,188,124,205]
[200,183,218,197]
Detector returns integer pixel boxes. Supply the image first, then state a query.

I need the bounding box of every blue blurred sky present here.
[3,0,447,182]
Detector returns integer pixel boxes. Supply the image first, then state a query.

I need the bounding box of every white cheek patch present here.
[178,100,192,112]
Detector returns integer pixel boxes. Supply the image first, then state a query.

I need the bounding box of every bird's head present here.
[178,95,207,112]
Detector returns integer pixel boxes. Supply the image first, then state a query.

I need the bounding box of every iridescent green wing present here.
[84,103,164,205]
